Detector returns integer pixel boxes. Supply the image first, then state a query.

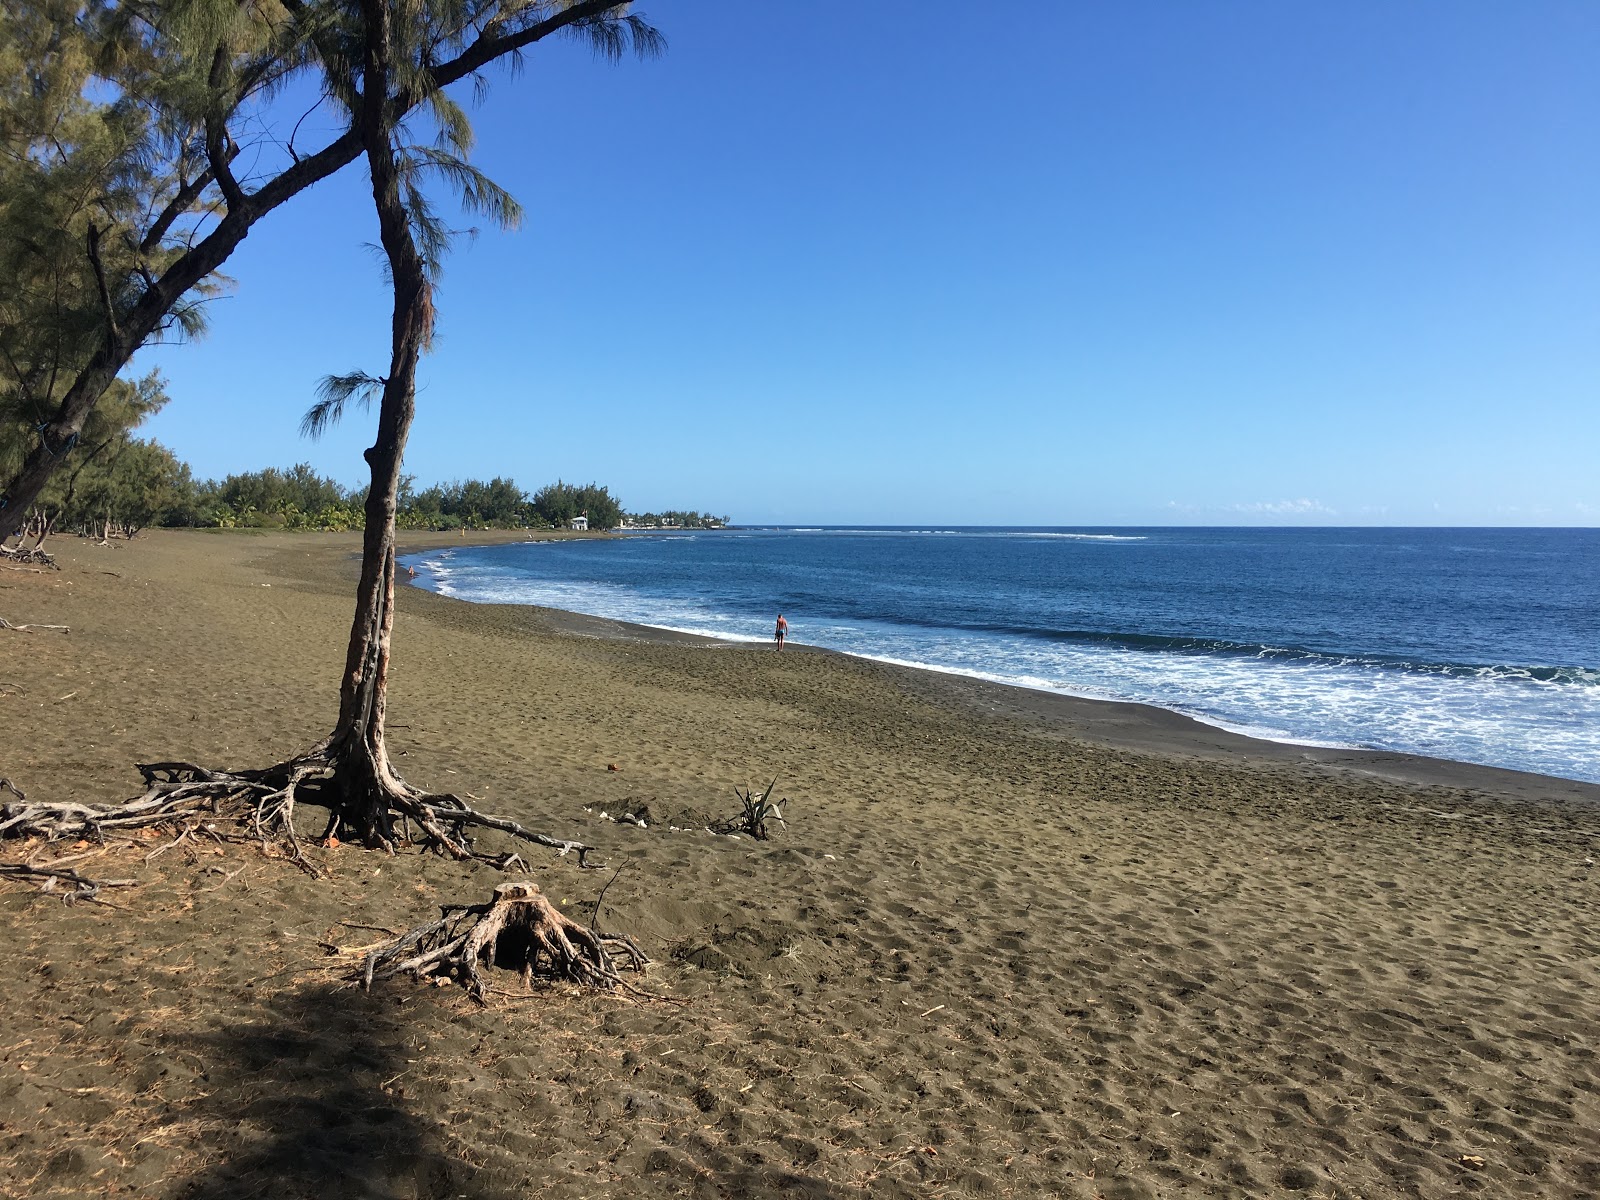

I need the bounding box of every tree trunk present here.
[2,2,651,871]
[0,0,628,544]
[312,0,434,846]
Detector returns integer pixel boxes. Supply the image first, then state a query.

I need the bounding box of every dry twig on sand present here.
[360,881,648,1002]
[0,617,69,634]
[0,861,137,903]
[0,544,57,569]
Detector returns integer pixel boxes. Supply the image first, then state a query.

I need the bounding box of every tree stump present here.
[361,881,647,1001]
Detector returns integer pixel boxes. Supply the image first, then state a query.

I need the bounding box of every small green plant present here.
[710,778,788,840]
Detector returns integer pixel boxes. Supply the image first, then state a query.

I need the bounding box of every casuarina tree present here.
[0,0,652,546]
[2,1,663,868]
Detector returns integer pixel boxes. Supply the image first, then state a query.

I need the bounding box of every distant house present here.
[568,515,588,531]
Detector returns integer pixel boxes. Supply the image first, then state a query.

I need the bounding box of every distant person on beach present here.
[775,613,788,651]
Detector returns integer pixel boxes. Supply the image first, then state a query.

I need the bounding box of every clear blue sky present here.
[140,1,1600,526]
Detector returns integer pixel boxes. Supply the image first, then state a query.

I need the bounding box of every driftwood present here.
[709,778,788,839]
[0,862,138,903]
[1,509,56,562]
[0,758,598,877]
[0,544,56,569]
[360,880,648,1002]
[0,617,70,634]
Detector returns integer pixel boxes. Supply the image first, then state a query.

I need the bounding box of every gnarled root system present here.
[361,880,648,1001]
[0,753,597,877]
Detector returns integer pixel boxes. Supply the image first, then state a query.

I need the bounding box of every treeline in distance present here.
[5,376,726,538]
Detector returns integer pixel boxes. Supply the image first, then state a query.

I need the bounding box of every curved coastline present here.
[6,528,1599,1198]
[399,534,1600,807]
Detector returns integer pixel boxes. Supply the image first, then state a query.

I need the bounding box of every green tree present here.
[254,0,660,848]
[3,0,663,867]
[60,438,196,537]
[0,0,299,541]
[0,0,643,544]
[532,480,622,529]
[201,463,355,524]
[17,370,172,547]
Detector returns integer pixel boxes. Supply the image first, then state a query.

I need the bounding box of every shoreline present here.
[400,535,1600,807]
[4,528,1599,1199]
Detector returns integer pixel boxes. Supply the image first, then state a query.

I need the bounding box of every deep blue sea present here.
[404,528,1600,785]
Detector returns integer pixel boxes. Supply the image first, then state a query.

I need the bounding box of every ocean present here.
[403,527,1600,785]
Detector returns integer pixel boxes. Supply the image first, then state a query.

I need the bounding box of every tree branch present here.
[206,48,250,212]
[139,152,233,254]
[427,0,630,94]
[84,224,120,347]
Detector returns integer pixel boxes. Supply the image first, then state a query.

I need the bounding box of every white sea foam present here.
[847,651,1361,749]
[641,624,770,644]
[995,532,1147,541]
[401,547,1600,785]
[809,529,1143,540]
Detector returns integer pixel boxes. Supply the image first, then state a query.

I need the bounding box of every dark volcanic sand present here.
[2,530,1597,1199]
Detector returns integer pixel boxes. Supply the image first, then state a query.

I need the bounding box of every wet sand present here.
[2,529,1596,1199]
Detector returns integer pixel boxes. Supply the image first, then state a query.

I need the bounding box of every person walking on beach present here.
[775,613,788,652]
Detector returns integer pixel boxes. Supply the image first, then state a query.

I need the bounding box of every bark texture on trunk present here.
[313,0,433,846]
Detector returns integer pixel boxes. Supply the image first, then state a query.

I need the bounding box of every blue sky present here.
[140,2,1600,526]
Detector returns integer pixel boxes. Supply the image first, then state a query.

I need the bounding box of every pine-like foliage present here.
[0,0,309,487]
[301,1,663,433]
[2,1,662,538]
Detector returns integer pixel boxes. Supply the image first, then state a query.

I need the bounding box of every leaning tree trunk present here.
[309,0,434,847]
[0,3,635,873]
[0,81,597,869]
[0,131,368,545]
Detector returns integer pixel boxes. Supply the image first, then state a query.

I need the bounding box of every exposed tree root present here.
[0,544,57,569]
[0,862,137,903]
[0,617,70,633]
[360,880,648,1001]
[0,752,599,877]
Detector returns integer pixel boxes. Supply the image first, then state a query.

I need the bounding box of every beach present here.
[2,529,1597,1198]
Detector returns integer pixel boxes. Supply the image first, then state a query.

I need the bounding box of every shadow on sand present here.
[173,982,512,1200]
[170,981,851,1200]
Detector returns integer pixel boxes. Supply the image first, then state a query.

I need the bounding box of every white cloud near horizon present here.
[1229,499,1338,516]
[1166,498,1339,517]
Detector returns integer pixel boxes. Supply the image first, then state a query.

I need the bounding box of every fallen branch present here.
[0,618,69,634]
[0,862,138,903]
[360,880,648,1002]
